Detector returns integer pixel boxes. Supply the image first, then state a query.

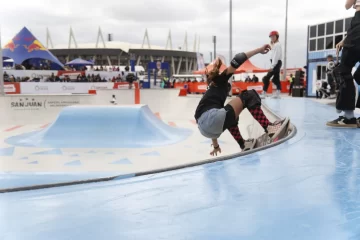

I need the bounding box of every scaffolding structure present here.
[47,27,201,74]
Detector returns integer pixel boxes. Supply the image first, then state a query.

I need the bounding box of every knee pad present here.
[238,89,261,110]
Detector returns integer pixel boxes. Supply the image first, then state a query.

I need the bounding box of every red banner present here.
[57,71,85,80]
[113,82,131,89]
[4,82,21,94]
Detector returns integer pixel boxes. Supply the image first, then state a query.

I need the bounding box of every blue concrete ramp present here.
[5,105,192,148]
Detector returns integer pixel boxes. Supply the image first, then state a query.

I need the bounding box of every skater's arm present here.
[212,138,219,148]
[270,43,282,69]
[226,45,271,75]
[345,0,355,9]
[210,138,221,156]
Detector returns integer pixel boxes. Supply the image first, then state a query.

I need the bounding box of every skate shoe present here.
[260,92,266,99]
[272,90,281,99]
[326,116,358,128]
[329,94,336,99]
[267,118,287,138]
[241,139,257,152]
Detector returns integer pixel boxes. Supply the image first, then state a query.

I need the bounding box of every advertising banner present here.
[20,82,114,94]
[113,82,131,90]
[4,70,58,82]
[4,83,21,94]
[86,71,123,81]
[57,71,85,80]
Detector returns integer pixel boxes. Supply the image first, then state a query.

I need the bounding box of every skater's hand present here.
[210,144,221,156]
[336,40,344,56]
[259,44,271,54]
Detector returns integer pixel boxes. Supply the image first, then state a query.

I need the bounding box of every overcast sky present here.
[0,0,355,68]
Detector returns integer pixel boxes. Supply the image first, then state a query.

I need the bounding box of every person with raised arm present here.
[194,45,288,155]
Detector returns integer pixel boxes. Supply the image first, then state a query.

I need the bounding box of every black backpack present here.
[126,73,136,82]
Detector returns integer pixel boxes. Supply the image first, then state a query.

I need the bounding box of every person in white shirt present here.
[327,0,360,127]
[261,31,282,99]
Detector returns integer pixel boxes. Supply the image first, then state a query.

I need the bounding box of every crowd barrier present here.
[3,81,291,95]
[4,70,136,81]
[174,81,291,94]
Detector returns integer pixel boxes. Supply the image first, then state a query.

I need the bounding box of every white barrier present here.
[4,70,58,82]
[20,82,114,94]
[0,95,96,125]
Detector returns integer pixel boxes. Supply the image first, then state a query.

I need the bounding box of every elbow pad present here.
[230,52,248,69]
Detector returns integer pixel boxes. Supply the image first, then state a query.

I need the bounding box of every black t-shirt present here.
[126,73,136,82]
[194,71,233,121]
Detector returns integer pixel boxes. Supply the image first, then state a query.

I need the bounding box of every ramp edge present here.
[0,103,296,194]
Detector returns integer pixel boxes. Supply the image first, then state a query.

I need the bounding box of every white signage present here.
[247,85,263,91]
[4,70,58,82]
[4,84,16,93]
[20,82,114,94]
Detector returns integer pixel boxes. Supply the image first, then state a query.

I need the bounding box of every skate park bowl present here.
[5,105,192,148]
[5,94,360,239]
[0,89,296,193]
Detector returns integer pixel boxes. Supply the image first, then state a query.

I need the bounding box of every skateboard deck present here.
[254,132,271,148]
[271,118,291,143]
[326,121,358,128]
[254,118,291,148]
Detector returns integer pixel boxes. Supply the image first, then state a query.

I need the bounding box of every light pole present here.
[229,0,233,96]
[229,0,232,63]
[212,36,216,61]
[283,0,288,81]
[0,28,4,96]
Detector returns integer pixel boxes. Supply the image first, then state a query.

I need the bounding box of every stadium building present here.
[48,28,202,75]
[306,16,353,97]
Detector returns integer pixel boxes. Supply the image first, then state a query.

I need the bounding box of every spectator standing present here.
[289,74,295,96]
[252,74,259,83]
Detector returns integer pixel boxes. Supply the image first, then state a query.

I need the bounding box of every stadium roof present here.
[50,41,186,53]
[47,27,200,54]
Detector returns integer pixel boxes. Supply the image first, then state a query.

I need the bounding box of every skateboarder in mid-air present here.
[194,44,289,156]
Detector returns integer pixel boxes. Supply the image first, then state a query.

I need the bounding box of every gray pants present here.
[197,108,227,139]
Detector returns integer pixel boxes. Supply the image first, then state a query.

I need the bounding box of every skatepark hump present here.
[5,105,192,148]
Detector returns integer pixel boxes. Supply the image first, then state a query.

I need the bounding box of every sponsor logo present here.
[3,40,19,52]
[23,40,46,53]
[46,100,80,108]
[247,85,263,91]
[34,85,49,91]
[4,84,16,93]
[11,98,43,110]
[198,85,207,90]
[10,98,81,110]
[117,84,129,89]
[30,73,55,79]
[62,85,75,91]
[90,84,112,90]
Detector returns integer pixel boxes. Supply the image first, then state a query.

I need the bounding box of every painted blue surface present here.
[141,151,161,156]
[32,149,63,155]
[2,98,360,239]
[64,160,82,166]
[5,105,192,148]
[28,161,38,165]
[0,172,124,190]
[110,158,132,165]
[0,147,14,156]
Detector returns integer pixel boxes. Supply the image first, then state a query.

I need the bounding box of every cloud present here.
[0,0,357,68]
